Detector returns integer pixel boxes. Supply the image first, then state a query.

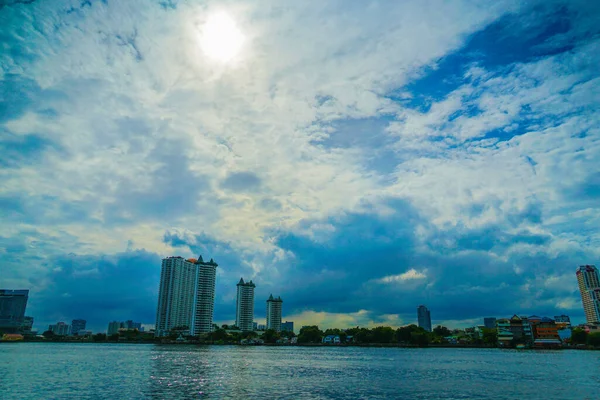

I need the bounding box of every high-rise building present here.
[71,319,87,336]
[281,321,294,333]
[235,278,255,331]
[193,257,218,335]
[484,317,497,329]
[155,255,218,336]
[576,265,600,323]
[49,322,71,336]
[266,294,283,332]
[0,289,29,333]
[417,305,432,332]
[107,321,121,335]
[21,316,34,334]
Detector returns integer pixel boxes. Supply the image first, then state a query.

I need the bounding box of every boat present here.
[1,333,24,342]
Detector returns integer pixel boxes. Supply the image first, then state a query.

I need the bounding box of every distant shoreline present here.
[4,340,598,350]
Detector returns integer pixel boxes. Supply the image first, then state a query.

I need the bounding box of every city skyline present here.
[2,1,599,334]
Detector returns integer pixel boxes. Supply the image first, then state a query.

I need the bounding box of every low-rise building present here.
[530,316,561,348]
[322,335,340,344]
[281,321,294,333]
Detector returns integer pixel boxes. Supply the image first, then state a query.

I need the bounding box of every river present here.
[0,343,598,399]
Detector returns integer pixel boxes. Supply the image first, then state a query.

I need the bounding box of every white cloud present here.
[375,269,428,284]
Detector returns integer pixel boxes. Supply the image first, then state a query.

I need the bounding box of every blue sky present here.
[1,0,599,333]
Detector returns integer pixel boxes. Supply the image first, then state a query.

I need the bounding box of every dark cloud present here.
[27,249,162,333]
[221,171,262,192]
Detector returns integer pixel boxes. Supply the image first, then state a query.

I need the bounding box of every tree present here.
[92,333,107,342]
[411,332,429,347]
[371,326,395,343]
[571,328,588,345]
[42,330,55,339]
[298,326,323,343]
[261,329,280,344]
[481,328,497,346]
[396,325,424,343]
[221,324,229,330]
[587,332,600,347]
[209,328,229,342]
[109,333,120,342]
[433,325,451,338]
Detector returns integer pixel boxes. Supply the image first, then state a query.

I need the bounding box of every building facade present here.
[49,322,71,336]
[0,289,29,333]
[71,319,87,336]
[155,255,218,337]
[483,317,497,329]
[417,305,432,332]
[266,294,283,332]
[281,321,294,333]
[107,321,121,335]
[193,257,218,334]
[576,265,600,323]
[236,278,255,331]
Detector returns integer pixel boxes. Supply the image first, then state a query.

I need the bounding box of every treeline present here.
[570,329,600,347]
[298,325,498,347]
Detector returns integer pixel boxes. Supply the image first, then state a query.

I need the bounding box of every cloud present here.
[1,0,599,331]
[375,269,428,284]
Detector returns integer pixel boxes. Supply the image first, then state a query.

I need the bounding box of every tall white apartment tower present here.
[155,255,218,337]
[235,278,255,331]
[577,265,600,323]
[266,294,283,332]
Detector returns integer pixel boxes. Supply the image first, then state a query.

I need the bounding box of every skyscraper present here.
[193,257,218,334]
[155,255,218,337]
[71,319,87,336]
[417,305,432,332]
[236,278,255,331]
[0,289,29,333]
[266,294,283,332]
[576,265,600,323]
[49,322,71,336]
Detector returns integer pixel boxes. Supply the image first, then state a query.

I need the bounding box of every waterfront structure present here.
[155,255,218,336]
[21,316,34,334]
[266,294,283,332]
[529,316,561,348]
[281,321,294,333]
[417,305,432,332]
[496,315,533,347]
[554,314,571,329]
[0,289,29,333]
[576,265,600,323]
[483,317,496,329]
[236,278,255,331]
[49,322,71,336]
[71,319,87,336]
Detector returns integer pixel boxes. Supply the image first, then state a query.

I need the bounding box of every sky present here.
[1,0,599,333]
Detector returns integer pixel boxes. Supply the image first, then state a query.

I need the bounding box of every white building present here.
[266,294,283,332]
[155,255,218,337]
[577,265,600,323]
[235,278,255,331]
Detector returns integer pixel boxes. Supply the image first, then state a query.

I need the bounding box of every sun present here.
[199,12,245,63]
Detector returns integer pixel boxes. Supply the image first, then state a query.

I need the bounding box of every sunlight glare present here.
[199,12,245,63]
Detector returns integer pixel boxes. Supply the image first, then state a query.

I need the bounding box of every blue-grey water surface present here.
[1,343,599,399]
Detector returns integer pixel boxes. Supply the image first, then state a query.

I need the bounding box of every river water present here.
[0,343,598,399]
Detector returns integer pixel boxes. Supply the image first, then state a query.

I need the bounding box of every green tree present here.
[109,333,120,342]
[261,329,280,344]
[371,326,395,343]
[587,332,600,347]
[481,328,497,345]
[209,328,229,342]
[411,332,429,347]
[571,328,588,345]
[298,326,323,343]
[433,325,451,338]
[396,325,425,343]
[92,333,107,342]
[42,330,55,339]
